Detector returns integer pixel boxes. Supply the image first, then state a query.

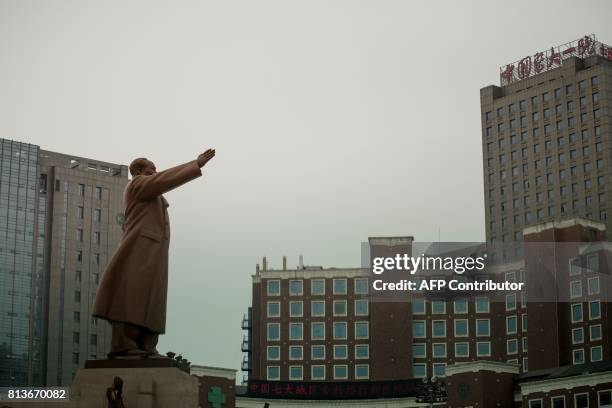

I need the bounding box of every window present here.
[590,324,602,341]
[551,397,565,408]
[412,298,426,315]
[454,319,468,337]
[94,208,101,222]
[76,229,83,242]
[476,319,490,337]
[333,300,347,316]
[529,400,543,408]
[476,341,491,357]
[598,390,611,408]
[413,321,426,338]
[267,280,280,296]
[475,297,489,313]
[454,298,468,314]
[289,280,303,295]
[591,345,603,362]
[574,393,588,408]
[354,278,368,294]
[588,277,600,295]
[572,327,584,344]
[355,344,369,359]
[507,339,518,354]
[95,186,102,200]
[77,206,84,219]
[311,301,325,317]
[570,280,582,298]
[333,365,348,380]
[590,300,601,320]
[522,337,528,352]
[455,342,469,357]
[73,332,80,344]
[267,323,280,341]
[311,279,325,295]
[311,322,325,340]
[267,346,280,360]
[413,343,426,358]
[506,316,517,334]
[413,364,426,378]
[311,345,325,360]
[355,299,368,316]
[93,231,100,245]
[432,320,446,337]
[73,353,79,365]
[267,366,280,380]
[587,254,599,273]
[289,323,303,340]
[311,365,325,380]
[567,100,574,112]
[333,279,347,294]
[355,322,369,339]
[572,303,583,322]
[355,365,369,379]
[78,183,85,196]
[74,290,81,302]
[432,343,446,358]
[431,299,446,314]
[506,293,517,310]
[333,322,347,339]
[333,344,347,359]
[74,311,80,323]
[288,346,302,360]
[433,363,446,377]
[289,301,303,317]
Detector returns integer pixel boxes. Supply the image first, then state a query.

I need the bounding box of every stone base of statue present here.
[70,357,199,408]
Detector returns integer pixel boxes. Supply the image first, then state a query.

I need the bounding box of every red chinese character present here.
[393,383,404,393]
[533,52,545,74]
[308,385,317,396]
[249,384,259,393]
[273,384,283,395]
[295,385,307,396]
[284,384,294,395]
[518,56,532,79]
[500,64,514,84]
[547,47,561,68]
[578,36,595,56]
[322,385,330,395]
[260,383,270,394]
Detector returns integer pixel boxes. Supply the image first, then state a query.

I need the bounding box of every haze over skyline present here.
[1,0,611,373]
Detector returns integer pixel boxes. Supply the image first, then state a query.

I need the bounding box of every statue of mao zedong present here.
[93,149,216,356]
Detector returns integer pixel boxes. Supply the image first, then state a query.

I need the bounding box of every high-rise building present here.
[481,35,612,257]
[0,138,128,386]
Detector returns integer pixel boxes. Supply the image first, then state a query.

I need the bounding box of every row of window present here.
[413,314,527,338]
[571,301,601,322]
[72,332,97,346]
[267,322,369,341]
[267,299,368,318]
[267,344,369,361]
[267,278,368,296]
[76,206,103,222]
[77,184,104,200]
[412,297,489,314]
[572,324,602,344]
[412,338,526,359]
[492,161,605,191]
[76,229,102,244]
[485,77,600,123]
[529,389,611,408]
[267,364,369,381]
[570,276,601,298]
[572,346,604,364]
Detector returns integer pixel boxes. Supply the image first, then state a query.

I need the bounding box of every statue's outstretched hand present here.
[197,149,216,168]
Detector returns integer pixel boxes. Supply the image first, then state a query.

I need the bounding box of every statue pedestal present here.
[71,358,199,408]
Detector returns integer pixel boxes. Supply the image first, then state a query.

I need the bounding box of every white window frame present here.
[590,324,602,341]
[574,393,589,408]
[333,344,348,360]
[333,278,347,295]
[311,322,325,340]
[572,327,584,344]
[455,342,469,358]
[454,319,469,337]
[355,364,369,380]
[355,344,369,359]
[311,345,325,360]
[569,257,581,276]
[289,322,303,341]
[289,365,303,380]
[267,366,280,380]
[333,364,348,380]
[289,279,303,296]
[333,322,347,340]
[597,390,612,408]
[522,314,528,332]
[413,363,426,378]
[289,301,303,317]
[475,296,490,313]
[507,339,518,355]
[570,280,583,298]
[267,280,280,296]
[528,399,542,408]
[432,363,446,378]
[355,321,369,339]
[432,342,447,358]
[591,345,603,362]
[477,341,491,357]
[505,293,517,311]
[354,278,368,295]
[413,343,426,358]
[432,320,446,338]
[588,276,600,295]
[267,346,280,361]
[506,315,517,335]
[267,323,280,341]
[289,345,303,361]
[412,298,426,315]
[572,303,584,323]
[354,299,369,316]
[522,357,528,372]
[431,299,446,314]
[550,396,565,408]
[522,337,528,352]
[311,279,325,296]
[333,300,348,317]
[572,348,585,364]
[311,365,325,380]
[454,298,468,314]
[590,300,601,320]
[311,300,325,317]
[476,319,490,337]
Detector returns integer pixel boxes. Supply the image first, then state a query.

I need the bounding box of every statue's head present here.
[113,376,123,390]
[129,158,157,176]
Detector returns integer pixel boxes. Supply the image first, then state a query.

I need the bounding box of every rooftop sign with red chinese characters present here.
[245,379,422,399]
[500,35,612,86]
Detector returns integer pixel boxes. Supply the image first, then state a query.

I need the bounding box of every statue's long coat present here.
[93,160,202,333]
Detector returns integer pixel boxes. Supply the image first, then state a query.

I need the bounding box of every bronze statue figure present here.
[106,376,125,408]
[93,149,216,356]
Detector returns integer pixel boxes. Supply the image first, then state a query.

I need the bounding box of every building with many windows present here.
[0,138,128,386]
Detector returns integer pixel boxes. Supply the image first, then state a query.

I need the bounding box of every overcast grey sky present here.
[1,0,611,373]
